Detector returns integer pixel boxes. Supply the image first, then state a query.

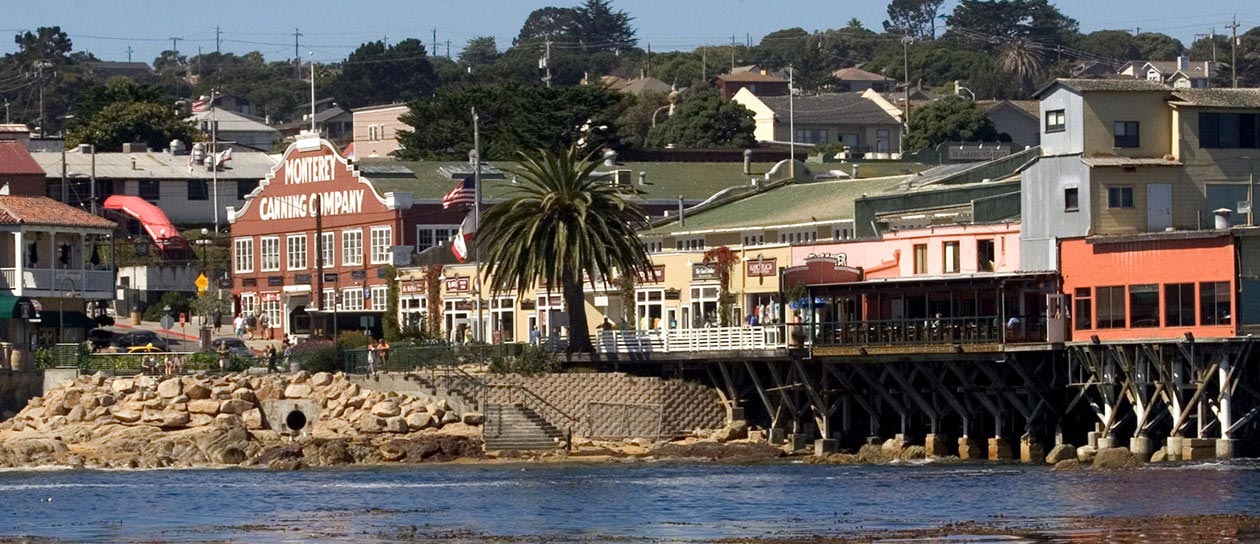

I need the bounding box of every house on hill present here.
[732,88,904,156]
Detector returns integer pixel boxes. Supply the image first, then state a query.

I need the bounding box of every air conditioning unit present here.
[614,169,632,186]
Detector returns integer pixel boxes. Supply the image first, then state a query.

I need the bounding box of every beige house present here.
[732,87,904,156]
[351,104,409,159]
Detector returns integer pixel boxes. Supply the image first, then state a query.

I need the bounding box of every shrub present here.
[185,352,253,372]
[335,331,371,350]
[488,344,560,375]
[143,291,192,322]
[289,339,340,373]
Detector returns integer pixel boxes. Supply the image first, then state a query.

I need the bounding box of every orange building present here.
[1059,233,1236,341]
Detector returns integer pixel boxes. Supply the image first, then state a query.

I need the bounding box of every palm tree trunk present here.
[562,278,594,353]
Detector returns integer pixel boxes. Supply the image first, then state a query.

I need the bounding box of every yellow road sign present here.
[195,273,209,293]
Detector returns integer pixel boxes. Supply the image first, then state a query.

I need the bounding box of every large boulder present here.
[111,379,136,395]
[1150,447,1169,463]
[111,408,142,423]
[188,399,220,415]
[462,412,485,426]
[405,412,434,430]
[1045,443,1076,465]
[184,382,212,400]
[857,444,888,463]
[356,413,387,433]
[385,416,409,433]
[284,383,313,399]
[1076,445,1098,463]
[371,401,401,418]
[156,378,183,399]
[1092,447,1137,469]
[219,399,254,415]
[897,445,927,461]
[311,372,333,387]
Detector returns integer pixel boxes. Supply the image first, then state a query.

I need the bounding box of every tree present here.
[703,246,738,327]
[477,146,654,353]
[67,101,199,152]
[1188,34,1229,63]
[516,6,581,45]
[904,95,997,152]
[574,0,637,53]
[329,39,436,109]
[71,77,163,130]
[997,38,1046,96]
[617,91,669,149]
[751,28,810,69]
[645,90,755,149]
[944,0,1079,47]
[1076,30,1140,61]
[459,36,500,69]
[1135,32,1185,61]
[884,0,947,39]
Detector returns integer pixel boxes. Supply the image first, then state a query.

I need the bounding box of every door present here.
[875,129,891,153]
[1147,183,1172,232]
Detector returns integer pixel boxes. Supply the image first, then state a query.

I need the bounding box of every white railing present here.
[0,268,115,294]
[593,326,785,354]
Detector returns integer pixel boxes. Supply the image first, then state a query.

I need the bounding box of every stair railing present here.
[486,383,579,450]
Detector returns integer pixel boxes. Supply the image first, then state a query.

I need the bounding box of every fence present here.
[584,401,663,440]
[592,326,784,354]
[341,343,522,374]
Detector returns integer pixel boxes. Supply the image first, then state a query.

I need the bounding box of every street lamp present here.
[58,277,77,344]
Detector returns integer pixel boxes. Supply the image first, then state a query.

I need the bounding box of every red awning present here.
[102,195,191,252]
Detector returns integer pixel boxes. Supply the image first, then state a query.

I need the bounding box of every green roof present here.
[645,175,907,236]
[358,160,786,202]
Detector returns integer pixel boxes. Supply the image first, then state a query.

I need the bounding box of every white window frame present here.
[832,226,851,241]
[319,231,335,267]
[286,234,307,271]
[233,237,254,273]
[239,293,257,318]
[742,233,765,247]
[779,229,817,244]
[322,288,337,311]
[643,239,663,254]
[370,285,388,311]
[259,236,280,272]
[676,237,705,251]
[342,229,363,266]
[342,287,365,311]
[416,225,459,252]
[370,226,392,264]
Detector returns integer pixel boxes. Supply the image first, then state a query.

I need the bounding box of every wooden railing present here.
[807,316,1023,346]
[592,326,785,354]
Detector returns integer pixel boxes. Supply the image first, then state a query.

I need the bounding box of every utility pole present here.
[309,53,316,133]
[314,194,324,325]
[472,107,483,343]
[32,61,51,138]
[788,65,795,180]
[701,46,706,82]
[1227,17,1240,88]
[293,27,302,78]
[902,35,913,134]
[446,40,451,59]
[645,43,651,78]
[211,88,219,232]
[126,45,133,62]
[433,28,437,54]
[170,36,181,53]
[730,35,737,71]
[541,36,552,88]
[1212,27,1218,63]
[215,26,221,53]
[2,99,8,124]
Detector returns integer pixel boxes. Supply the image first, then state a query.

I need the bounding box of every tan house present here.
[832,67,894,92]
[351,104,409,159]
[1118,57,1217,89]
[732,87,904,156]
[715,71,789,100]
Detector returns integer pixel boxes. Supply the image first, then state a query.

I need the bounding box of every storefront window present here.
[1073,287,1092,330]
[234,238,253,273]
[491,298,515,343]
[1096,286,1125,329]
[1129,284,1159,328]
[1201,281,1232,325]
[1165,283,1195,327]
[370,285,388,311]
[286,234,307,271]
[370,226,392,264]
[636,289,664,329]
[690,286,720,327]
[342,229,363,266]
[342,287,365,311]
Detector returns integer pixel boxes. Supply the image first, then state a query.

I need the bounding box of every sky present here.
[0,0,1258,64]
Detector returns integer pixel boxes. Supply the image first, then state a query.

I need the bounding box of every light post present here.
[57,276,77,344]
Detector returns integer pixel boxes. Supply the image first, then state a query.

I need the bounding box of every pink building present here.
[788,222,1022,277]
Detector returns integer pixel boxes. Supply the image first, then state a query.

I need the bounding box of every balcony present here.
[0,268,115,298]
[592,326,786,354]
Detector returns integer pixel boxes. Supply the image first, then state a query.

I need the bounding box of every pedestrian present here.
[163,354,175,375]
[529,326,539,346]
[246,312,257,340]
[233,313,244,338]
[213,308,223,334]
[258,311,270,340]
[377,337,390,368]
[216,340,231,373]
[366,339,379,378]
[283,341,293,371]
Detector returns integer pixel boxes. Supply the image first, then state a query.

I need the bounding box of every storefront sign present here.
[323,272,339,282]
[350,270,367,281]
[218,278,233,289]
[242,278,257,287]
[746,258,777,277]
[640,265,665,283]
[261,292,280,302]
[400,281,423,294]
[691,263,718,281]
[948,144,1010,161]
[446,276,470,292]
[520,299,536,310]
[267,276,283,287]
[453,299,474,311]
[664,288,681,300]
[294,273,311,284]
[257,190,366,221]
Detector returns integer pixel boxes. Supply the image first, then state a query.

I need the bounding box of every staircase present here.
[483,403,567,451]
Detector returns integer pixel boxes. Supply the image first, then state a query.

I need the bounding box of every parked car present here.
[211,337,253,357]
[113,331,169,352]
[86,329,115,351]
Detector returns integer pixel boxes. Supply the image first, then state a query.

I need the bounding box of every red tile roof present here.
[0,142,44,176]
[716,71,786,83]
[0,196,116,229]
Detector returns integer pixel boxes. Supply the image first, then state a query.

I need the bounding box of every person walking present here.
[258,311,271,341]
[233,313,244,338]
[246,312,257,340]
[283,340,294,372]
[266,345,278,373]
[366,339,379,378]
[377,338,390,371]
[213,308,223,335]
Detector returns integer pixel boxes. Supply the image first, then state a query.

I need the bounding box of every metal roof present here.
[759,93,899,125]
[29,150,278,180]
[189,108,277,134]
[1081,157,1183,167]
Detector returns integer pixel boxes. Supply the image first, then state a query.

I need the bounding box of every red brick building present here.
[227,137,412,338]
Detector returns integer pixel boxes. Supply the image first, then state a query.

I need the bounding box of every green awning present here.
[0,294,38,319]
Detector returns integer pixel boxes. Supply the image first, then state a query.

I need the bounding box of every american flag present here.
[442,176,477,209]
[191,97,212,112]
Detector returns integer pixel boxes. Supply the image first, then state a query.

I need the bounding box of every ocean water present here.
[1,460,1259,542]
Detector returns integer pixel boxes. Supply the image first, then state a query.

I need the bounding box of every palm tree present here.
[997,38,1046,97]
[477,146,654,353]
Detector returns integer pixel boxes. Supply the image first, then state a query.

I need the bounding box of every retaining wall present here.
[0,370,54,418]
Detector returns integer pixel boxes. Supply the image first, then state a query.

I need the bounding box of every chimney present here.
[638,171,647,186]
[743,148,753,175]
[1214,208,1232,230]
[1177,56,1189,70]
[602,148,618,167]
[677,196,685,227]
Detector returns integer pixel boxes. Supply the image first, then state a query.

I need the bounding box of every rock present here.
[111,408,142,423]
[268,458,304,471]
[189,414,215,427]
[311,372,333,387]
[316,440,354,465]
[171,395,189,404]
[356,413,386,433]
[98,394,115,407]
[230,388,257,403]
[255,382,284,401]
[1151,447,1168,463]
[371,401,400,418]
[111,379,136,394]
[405,412,433,430]
[160,410,191,427]
[219,399,253,415]
[1076,445,1097,463]
[1053,459,1082,471]
[439,411,459,426]
[462,412,485,426]
[284,383,313,399]
[881,438,907,456]
[242,408,264,430]
[214,413,244,428]
[291,371,310,384]
[1045,443,1076,465]
[217,446,247,465]
[90,372,107,387]
[385,416,409,433]
[188,399,220,415]
[156,378,183,398]
[1092,447,1137,469]
[857,444,888,463]
[898,445,927,461]
[425,403,443,419]
[184,383,212,400]
[65,405,86,423]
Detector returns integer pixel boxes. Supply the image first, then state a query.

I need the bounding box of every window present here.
[370,285,388,311]
[795,128,828,144]
[342,287,364,311]
[1200,112,1260,149]
[913,243,927,275]
[261,296,282,330]
[138,180,160,201]
[416,225,459,252]
[1201,281,1232,325]
[342,229,363,266]
[1074,287,1092,330]
[187,180,208,201]
[832,227,851,241]
[644,239,663,253]
[1114,121,1140,148]
[1045,109,1065,133]
[1129,284,1159,328]
[743,233,765,247]
[239,293,257,319]
[1096,286,1126,329]
[491,298,515,342]
[322,288,337,311]
[977,239,995,272]
[1064,187,1079,212]
[286,234,307,271]
[1165,283,1196,327]
[236,180,259,200]
[319,231,334,267]
[259,236,280,271]
[233,238,254,273]
[779,229,817,244]
[943,241,960,273]
[1107,186,1134,209]
[370,226,392,264]
[676,238,705,251]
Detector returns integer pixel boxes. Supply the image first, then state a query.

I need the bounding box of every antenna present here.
[126,45,133,62]
[215,26,221,53]
[170,36,181,53]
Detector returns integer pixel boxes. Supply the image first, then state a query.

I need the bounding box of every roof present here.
[358,160,777,202]
[644,176,907,236]
[1033,78,1169,98]
[716,71,787,83]
[190,108,277,134]
[29,149,278,180]
[352,103,408,113]
[833,67,889,81]
[275,106,351,131]
[599,75,629,91]
[759,93,900,125]
[0,124,28,134]
[0,196,115,229]
[0,142,43,176]
[619,77,673,95]
[1081,157,1183,167]
[980,100,1039,118]
[1169,89,1260,109]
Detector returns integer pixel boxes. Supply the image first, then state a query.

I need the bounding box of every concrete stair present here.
[483,403,567,451]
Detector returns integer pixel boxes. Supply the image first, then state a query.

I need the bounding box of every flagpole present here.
[472,107,483,344]
[211,89,219,233]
